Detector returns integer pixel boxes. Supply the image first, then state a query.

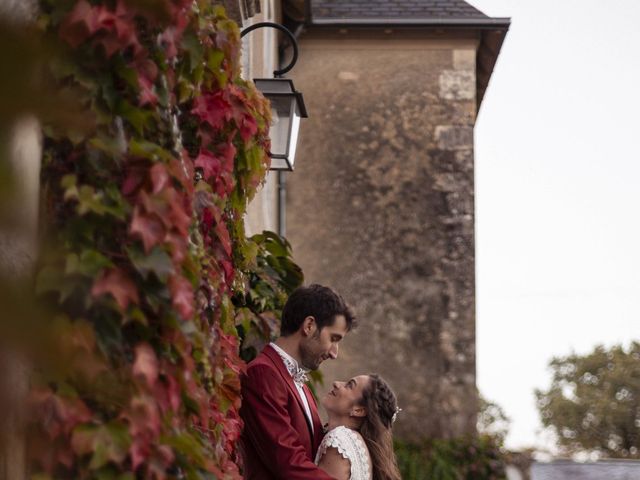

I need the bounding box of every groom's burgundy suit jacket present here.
[240,344,335,479]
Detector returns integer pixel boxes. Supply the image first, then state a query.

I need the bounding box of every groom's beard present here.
[300,332,324,371]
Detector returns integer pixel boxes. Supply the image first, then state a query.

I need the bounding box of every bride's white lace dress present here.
[315,426,372,480]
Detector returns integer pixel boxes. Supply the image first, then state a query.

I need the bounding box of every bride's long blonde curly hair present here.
[358,374,401,480]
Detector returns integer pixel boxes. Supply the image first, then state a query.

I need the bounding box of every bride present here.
[315,374,401,480]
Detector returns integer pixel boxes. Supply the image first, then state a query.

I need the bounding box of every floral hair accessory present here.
[392,406,402,424]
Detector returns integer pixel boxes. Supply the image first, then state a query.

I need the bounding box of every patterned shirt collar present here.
[270,342,309,386]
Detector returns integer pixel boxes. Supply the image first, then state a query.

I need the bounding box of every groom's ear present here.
[350,406,366,418]
[301,316,316,337]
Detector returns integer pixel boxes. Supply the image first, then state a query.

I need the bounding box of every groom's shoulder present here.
[242,347,286,394]
[245,345,278,375]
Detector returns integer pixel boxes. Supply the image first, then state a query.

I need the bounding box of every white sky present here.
[471,0,640,450]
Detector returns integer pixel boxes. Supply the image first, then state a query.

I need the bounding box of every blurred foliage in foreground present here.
[394,435,507,480]
[536,342,640,459]
[394,394,510,479]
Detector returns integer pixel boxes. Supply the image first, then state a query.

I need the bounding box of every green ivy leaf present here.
[125,306,148,326]
[128,246,174,281]
[116,100,152,135]
[65,250,113,277]
[89,135,126,158]
[35,265,79,301]
[168,432,207,466]
[129,139,174,162]
[207,50,224,71]
[182,32,204,72]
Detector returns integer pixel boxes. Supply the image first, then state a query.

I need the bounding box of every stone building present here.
[281,0,509,441]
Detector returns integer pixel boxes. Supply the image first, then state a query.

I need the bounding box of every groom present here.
[240,284,356,479]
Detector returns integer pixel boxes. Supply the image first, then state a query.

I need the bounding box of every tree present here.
[477,394,511,447]
[536,342,640,458]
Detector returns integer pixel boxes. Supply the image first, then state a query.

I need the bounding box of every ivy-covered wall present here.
[24,1,299,477]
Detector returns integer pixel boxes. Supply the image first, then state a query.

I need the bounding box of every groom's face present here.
[299,314,349,370]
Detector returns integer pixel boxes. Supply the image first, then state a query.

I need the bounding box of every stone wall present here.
[287,32,479,441]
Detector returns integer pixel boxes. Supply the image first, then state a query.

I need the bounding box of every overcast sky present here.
[470,0,640,451]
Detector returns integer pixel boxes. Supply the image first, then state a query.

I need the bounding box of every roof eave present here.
[309,17,511,28]
[476,21,509,111]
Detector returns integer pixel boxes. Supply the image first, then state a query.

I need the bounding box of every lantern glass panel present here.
[268,95,295,158]
[288,107,301,167]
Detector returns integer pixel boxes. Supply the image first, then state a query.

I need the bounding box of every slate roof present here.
[310,0,496,23]
[531,460,640,480]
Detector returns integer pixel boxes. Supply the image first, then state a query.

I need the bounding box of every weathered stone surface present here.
[439,70,475,100]
[453,49,476,70]
[435,125,474,150]
[287,37,478,441]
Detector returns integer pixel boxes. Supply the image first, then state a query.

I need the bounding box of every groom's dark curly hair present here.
[280,284,356,336]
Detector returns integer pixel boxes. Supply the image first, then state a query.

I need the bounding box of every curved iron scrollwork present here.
[240,22,299,77]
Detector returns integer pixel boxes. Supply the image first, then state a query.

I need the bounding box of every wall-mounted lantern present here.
[241,22,308,171]
[253,78,307,171]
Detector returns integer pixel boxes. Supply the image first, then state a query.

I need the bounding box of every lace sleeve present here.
[315,426,371,480]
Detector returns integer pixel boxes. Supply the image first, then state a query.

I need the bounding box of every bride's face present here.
[322,375,370,415]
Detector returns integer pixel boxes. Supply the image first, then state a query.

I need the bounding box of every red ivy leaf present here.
[150,163,169,194]
[165,231,187,264]
[133,343,159,387]
[59,0,96,48]
[130,205,166,252]
[135,58,159,106]
[122,395,161,469]
[159,13,189,60]
[138,74,158,106]
[220,258,234,285]
[192,91,232,131]
[91,268,139,310]
[168,274,193,320]
[239,113,258,142]
[154,373,181,413]
[165,189,191,236]
[168,154,194,194]
[29,388,93,439]
[60,0,143,58]
[214,221,232,257]
[195,149,221,180]
[218,141,236,173]
[122,163,146,196]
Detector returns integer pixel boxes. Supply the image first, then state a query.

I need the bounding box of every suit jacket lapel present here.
[262,346,315,439]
